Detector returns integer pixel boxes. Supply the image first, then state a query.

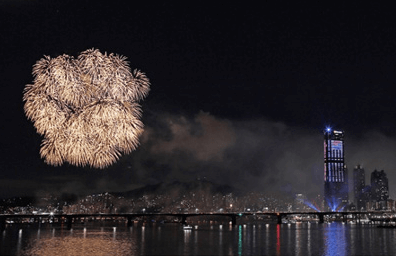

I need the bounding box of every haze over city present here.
[1,1,396,202]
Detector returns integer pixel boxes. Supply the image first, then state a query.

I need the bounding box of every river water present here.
[1,221,395,255]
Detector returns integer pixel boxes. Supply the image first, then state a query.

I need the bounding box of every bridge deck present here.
[0,211,393,229]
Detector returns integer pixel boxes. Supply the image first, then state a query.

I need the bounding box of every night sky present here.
[1,1,396,200]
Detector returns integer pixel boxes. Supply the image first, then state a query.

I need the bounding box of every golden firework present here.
[23,48,150,168]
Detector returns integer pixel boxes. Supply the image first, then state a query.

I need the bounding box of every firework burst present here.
[23,48,150,168]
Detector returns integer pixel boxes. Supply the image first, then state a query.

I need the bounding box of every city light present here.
[324,129,348,211]
[325,197,348,212]
[302,199,321,212]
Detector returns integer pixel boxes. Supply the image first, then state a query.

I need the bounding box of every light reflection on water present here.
[16,229,22,254]
[323,222,348,256]
[238,225,242,256]
[1,221,396,255]
[19,225,138,256]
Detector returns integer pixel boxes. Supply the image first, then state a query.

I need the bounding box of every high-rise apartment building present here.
[324,128,349,211]
[353,165,366,210]
[371,169,389,210]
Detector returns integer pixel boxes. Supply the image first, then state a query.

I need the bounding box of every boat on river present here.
[183,225,193,230]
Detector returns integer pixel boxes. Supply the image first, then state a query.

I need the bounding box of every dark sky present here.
[1,1,396,200]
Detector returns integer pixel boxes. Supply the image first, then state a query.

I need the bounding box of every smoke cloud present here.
[122,111,324,198]
[122,110,396,200]
[11,110,395,201]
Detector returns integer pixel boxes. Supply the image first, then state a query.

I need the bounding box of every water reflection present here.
[252,224,256,251]
[238,225,242,256]
[307,223,311,256]
[183,228,192,255]
[16,225,140,256]
[183,228,191,243]
[16,229,22,254]
[295,223,301,255]
[22,235,136,256]
[276,224,281,256]
[1,229,5,248]
[1,221,395,256]
[219,225,223,252]
[323,223,347,256]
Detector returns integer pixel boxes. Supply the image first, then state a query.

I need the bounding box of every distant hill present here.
[0,179,243,211]
[111,179,242,199]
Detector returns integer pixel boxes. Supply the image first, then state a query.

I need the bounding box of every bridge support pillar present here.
[0,217,5,231]
[231,215,237,226]
[67,216,73,230]
[277,214,282,224]
[181,215,187,225]
[318,214,324,223]
[127,216,133,227]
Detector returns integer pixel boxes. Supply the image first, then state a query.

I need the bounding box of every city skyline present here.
[1,2,396,200]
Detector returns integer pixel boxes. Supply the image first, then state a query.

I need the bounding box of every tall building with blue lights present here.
[324,128,349,211]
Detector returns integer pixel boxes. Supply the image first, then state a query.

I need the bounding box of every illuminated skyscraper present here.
[324,128,349,211]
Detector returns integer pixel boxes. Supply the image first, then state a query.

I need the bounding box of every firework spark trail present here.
[23,48,150,168]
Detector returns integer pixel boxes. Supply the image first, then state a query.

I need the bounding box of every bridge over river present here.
[1,211,394,229]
